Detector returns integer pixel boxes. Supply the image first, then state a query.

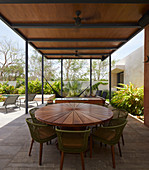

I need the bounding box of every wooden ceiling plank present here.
[0,0,149,4]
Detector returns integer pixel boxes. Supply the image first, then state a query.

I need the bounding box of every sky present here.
[0,20,144,62]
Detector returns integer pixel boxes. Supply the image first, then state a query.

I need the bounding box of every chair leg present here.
[121,134,125,146]
[100,142,102,147]
[29,139,34,156]
[118,141,122,157]
[39,143,43,165]
[60,151,64,170]
[80,152,85,170]
[84,151,87,157]
[90,135,92,158]
[111,145,115,168]
[5,106,7,113]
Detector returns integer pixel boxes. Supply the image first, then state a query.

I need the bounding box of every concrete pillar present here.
[144,25,149,127]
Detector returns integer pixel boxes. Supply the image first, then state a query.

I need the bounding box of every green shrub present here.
[92,81,108,91]
[0,82,15,94]
[111,83,144,116]
[17,79,61,95]
[28,79,42,94]
[0,95,5,102]
[63,80,82,97]
[17,86,25,94]
[16,79,25,88]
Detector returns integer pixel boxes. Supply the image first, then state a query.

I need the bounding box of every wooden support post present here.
[144,25,149,127]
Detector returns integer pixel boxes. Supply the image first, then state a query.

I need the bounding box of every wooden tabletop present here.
[52,97,105,105]
[35,103,113,127]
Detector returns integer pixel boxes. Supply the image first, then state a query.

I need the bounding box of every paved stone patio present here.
[0,107,149,170]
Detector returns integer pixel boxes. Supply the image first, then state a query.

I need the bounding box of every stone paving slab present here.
[0,108,149,170]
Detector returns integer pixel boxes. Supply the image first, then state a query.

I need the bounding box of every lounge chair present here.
[1,95,20,113]
[24,94,38,106]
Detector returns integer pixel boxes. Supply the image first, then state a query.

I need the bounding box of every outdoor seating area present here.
[0,107,149,170]
[0,1,149,170]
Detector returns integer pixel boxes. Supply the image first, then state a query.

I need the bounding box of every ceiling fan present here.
[73,10,100,26]
[74,10,82,26]
[74,50,80,57]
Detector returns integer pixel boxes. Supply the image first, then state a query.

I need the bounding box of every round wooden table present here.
[35,103,113,127]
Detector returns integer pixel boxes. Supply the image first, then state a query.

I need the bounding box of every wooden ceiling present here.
[0,2,149,59]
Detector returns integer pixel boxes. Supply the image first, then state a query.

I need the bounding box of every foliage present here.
[92,59,117,81]
[0,95,5,102]
[29,50,61,81]
[92,81,108,91]
[16,79,25,88]
[17,79,42,94]
[63,80,83,97]
[111,83,144,115]
[17,86,25,94]
[44,81,61,94]
[17,79,61,95]
[0,39,24,81]
[0,82,16,94]
[64,59,89,81]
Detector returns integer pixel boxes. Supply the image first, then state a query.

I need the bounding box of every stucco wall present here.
[124,46,144,87]
[111,46,144,88]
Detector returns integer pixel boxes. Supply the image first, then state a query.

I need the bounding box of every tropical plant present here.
[0,95,5,102]
[111,83,144,115]
[0,82,15,94]
[44,81,61,94]
[92,81,108,91]
[63,80,83,97]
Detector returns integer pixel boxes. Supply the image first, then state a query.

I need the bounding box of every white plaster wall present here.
[124,46,144,87]
[0,81,16,87]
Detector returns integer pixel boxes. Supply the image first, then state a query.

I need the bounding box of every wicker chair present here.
[56,128,91,170]
[91,119,127,168]
[26,118,57,165]
[29,108,44,124]
[112,109,128,119]
[110,109,128,145]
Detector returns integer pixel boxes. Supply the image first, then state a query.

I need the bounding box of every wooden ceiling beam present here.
[43,53,109,56]
[0,0,149,4]
[12,23,140,29]
[139,10,149,28]
[28,38,127,42]
[37,47,117,50]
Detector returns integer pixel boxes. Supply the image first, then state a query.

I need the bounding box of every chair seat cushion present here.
[92,128,116,141]
[38,126,56,140]
[62,133,84,148]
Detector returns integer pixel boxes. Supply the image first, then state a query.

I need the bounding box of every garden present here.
[111,82,144,120]
[0,80,144,119]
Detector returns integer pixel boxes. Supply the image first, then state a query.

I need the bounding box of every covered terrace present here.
[0,1,149,169]
[0,1,149,126]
